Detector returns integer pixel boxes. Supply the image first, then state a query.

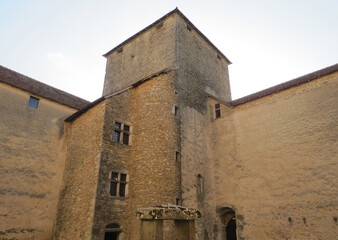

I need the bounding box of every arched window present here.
[104,223,122,240]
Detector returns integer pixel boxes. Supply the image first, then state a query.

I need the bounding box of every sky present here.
[0,0,337,101]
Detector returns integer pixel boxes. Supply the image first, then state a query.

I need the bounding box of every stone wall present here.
[0,83,76,240]
[175,14,231,240]
[210,72,338,239]
[92,72,181,240]
[103,14,177,95]
[53,100,106,240]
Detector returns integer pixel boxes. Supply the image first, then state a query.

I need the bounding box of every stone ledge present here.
[136,205,201,220]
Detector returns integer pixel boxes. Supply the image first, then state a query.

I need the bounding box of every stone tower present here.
[101,8,232,239]
[54,8,232,240]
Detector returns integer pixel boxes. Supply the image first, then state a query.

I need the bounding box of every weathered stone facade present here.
[1,8,337,240]
[0,67,88,240]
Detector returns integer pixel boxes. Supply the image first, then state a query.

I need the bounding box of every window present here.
[173,105,179,117]
[110,171,128,197]
[175,151,180,162]
[197,174,204,195]
[113,122,130,145]
[28,96,39,108]
[215,103,221,118]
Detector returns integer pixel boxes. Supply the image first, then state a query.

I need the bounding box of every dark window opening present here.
[123,133,129,145]
[187,25,192,31]
[123,125,130,132]
[215,103,221,118]
[28,96,39,109]
[226,217,237,240]
[174,105,179,117]
[110,172,128,197]
[176,198,181,205]
[176,151,180,162]
[197,174,204,195]
[110,182,117,196]
[117,47,123,53]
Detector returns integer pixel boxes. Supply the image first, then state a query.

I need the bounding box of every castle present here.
[0,9,337,240]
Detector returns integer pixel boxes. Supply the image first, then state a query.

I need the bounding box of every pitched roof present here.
[0,65,90,110]
[103,8,231,64]
[229,63,338,107]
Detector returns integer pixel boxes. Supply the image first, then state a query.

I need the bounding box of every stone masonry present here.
[0,8,337,240]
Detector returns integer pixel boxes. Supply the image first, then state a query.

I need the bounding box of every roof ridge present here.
[229,63,338,107]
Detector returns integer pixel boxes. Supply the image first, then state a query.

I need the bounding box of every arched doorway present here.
[218,207,237,240]
[104,223,122,240]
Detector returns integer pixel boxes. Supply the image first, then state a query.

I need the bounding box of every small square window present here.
[28,96,39,109]
[124,125,130,132]
[115,122,121,130]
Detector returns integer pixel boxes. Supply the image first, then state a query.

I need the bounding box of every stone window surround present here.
[108,169,129,198]
[112,121,132,145]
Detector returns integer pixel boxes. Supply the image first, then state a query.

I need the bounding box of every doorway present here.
[217,207,237,240]
[104,223,121,240]
[104,231,119,240]
[226,217,237,240]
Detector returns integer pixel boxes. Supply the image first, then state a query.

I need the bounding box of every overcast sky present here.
[1,0,337,101]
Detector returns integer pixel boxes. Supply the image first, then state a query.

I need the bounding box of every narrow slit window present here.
[176,151,180,162]
[28,96,39,109]
[174,105,179,117]
[215,103,221,118]
[123,124,130,145]
[197,174,204,195]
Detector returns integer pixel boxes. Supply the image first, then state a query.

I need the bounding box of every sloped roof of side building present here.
[0,65,90,110]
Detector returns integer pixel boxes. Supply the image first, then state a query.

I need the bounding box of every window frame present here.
[215,103,221,118]
[109,170,129,198]
[112,121,131,145]
[28,96,39,109]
